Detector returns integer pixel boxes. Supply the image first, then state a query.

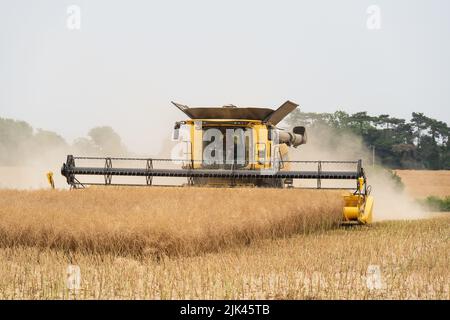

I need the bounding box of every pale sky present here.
[1,0,449,154]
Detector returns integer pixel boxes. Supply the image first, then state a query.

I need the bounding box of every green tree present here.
[285,110,448,169]
[88,126,127,155]
[72,137,101,155]
[0,118,34,165]
[33,129,68,149]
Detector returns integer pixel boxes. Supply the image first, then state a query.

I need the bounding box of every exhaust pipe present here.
[277,126,307,147]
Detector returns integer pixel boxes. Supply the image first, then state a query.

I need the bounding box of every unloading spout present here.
[277,127,307,148]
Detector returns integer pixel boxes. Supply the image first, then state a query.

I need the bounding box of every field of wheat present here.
[0,171,449,300]
[395,170,450,198]
[0,216,448,299]
[0,188,342,258]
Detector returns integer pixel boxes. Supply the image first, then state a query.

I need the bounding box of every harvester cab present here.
[61,100,373,224]
[169,100,307,187]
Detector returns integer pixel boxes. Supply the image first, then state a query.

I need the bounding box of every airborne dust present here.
[289,125,429,221]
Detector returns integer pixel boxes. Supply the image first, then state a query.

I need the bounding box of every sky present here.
[1,0,449,154]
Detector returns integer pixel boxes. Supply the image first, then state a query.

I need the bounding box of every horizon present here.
[1,107,447,150]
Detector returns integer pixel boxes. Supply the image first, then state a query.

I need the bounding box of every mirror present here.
[172,123,181,140]
[172,128,179,140]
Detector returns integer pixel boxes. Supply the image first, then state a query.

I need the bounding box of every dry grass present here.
[395,170,450,198]
[0,181,448,300]
[0,188,342,257]
[0,216,447,299]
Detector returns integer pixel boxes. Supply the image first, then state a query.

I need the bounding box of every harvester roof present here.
[171,100,298,125]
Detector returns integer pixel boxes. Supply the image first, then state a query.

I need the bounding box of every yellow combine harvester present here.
[61,100,373,224]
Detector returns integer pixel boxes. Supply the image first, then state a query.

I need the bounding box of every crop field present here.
[0,188,342,257]
[0,171,448,299]
[395,170,450,198]
[0,215,448,299]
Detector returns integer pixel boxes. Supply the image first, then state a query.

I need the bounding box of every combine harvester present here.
[61,101,373,224]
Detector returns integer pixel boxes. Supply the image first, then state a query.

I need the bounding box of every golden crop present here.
[0,187,448,299]
[0,188,342,257]
[395,170,450,198]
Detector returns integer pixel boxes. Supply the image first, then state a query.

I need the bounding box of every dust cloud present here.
[288,124,430,221]
[0,142,70,190]
[0,120,130,190]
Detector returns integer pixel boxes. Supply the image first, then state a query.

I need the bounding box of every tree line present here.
[286,110,450,169]
[2,112,449,169]
[0,117,127,165]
